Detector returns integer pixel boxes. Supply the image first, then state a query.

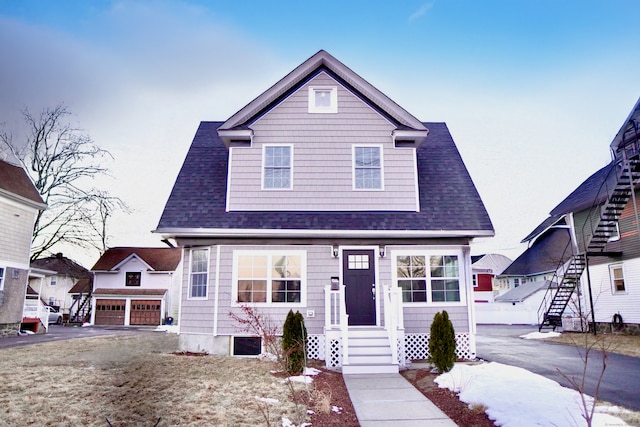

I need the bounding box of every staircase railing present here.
[23,299,49,332]
[383,285,404,366]
[339,284,349,365]
[538,149,640,331]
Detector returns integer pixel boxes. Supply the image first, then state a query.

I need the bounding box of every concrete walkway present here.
[343,373,458,426]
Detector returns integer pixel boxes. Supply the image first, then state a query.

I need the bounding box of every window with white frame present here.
[234,251,305,305]
[609,264,626,293]
[353,146,382,189]
[189,248,209,298]
[308,86,337,113]
[395,253,462,303]
[263,145,292,189]
[0,267,4,290]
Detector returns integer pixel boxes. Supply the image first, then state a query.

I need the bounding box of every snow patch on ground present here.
[519,331,561,339]
[281,417,311,427]
[154,325,179,334]
[435,362,628,427]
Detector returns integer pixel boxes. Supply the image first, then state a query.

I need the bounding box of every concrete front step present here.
[349,354,393,364]
[342,363,399,375]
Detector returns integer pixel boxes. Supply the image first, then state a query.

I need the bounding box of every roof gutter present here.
[155,227,495,239]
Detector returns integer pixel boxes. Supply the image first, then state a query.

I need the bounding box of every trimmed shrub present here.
[428,310,457,373]
[282,310,307,375]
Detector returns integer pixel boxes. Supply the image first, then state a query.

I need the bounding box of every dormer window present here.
[308,86,337,113]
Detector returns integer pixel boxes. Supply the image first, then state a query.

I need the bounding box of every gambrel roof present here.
[156,121,493,236]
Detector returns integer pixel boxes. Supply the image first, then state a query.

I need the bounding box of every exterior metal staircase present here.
[539,155,640,331]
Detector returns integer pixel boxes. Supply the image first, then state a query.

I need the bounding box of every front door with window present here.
[343,249,376,325]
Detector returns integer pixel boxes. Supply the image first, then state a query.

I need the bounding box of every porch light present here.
[379,245,386,258]
[332,245,339,258]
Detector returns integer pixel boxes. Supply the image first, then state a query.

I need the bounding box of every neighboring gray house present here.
[0,159,47,336]
[155,50,494,373]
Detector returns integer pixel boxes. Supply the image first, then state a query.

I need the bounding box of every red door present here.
[343,249,376,326]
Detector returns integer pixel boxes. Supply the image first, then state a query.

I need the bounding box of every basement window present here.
[233,336,262,356]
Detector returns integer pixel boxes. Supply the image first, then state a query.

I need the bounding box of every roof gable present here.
[0,159,46,208]
[91,247,181,272]
[218,50,428,146]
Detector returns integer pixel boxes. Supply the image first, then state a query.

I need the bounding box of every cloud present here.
[408,2,435,22]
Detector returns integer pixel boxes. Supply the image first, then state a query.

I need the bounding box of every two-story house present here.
[535,96,640,332]
[471,253,512,302]
[155,51,494,373]
[0,158,47,336]
[90,247,182,326]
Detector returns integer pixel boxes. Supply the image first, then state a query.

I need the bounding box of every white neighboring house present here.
[29,253,91,317]
[90,247,182,326]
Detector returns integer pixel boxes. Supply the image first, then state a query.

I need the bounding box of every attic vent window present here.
[308,86,337,113]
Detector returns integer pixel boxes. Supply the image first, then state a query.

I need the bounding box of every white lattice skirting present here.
[307,332,474,368]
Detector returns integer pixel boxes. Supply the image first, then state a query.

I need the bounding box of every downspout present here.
[584,255,597,336]
[213,245,221,336]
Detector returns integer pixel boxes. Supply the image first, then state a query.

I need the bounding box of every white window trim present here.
[188,248,210,300]
[391,249,466,307]
[262,144,293,190]
[609,263,626,294]
[352,144,384,191]
[308,86,337,113]
[231,249,307,307]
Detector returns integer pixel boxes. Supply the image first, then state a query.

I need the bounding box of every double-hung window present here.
[609,264,626,293]
[263,145,292,189]
[189,248,209,299]
[354,146,383,189]
[234,251,305,305]
[395,252,463,304]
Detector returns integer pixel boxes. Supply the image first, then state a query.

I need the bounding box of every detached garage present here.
[89,247,182,327]
[93,289,167,326]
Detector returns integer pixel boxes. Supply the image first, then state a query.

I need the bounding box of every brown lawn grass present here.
[0,333,310,426]
[544,331,640,358]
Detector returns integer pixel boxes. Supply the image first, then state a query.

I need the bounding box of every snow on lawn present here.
[435,362,628,427]
[520,331,561,340]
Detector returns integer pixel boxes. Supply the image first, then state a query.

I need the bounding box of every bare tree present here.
[0,105,127,261]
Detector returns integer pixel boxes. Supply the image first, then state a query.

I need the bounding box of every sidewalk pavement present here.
[343,373,458,426]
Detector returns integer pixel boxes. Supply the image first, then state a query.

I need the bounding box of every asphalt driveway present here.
[476,324,640,411]
[0,324,155,350]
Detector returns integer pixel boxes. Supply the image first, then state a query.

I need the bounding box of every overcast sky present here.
[1,1,638,267]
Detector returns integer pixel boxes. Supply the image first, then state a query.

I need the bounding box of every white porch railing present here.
[324,284,349,365]
[383,285,405,366]
[23,298,49,332]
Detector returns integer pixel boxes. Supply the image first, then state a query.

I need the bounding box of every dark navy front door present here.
[343,249,376,326]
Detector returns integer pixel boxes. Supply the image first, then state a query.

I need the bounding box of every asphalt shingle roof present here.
[0,159,45,206]
[156,121,493,234]
[501,228,572,276]
[91,247,182,272]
